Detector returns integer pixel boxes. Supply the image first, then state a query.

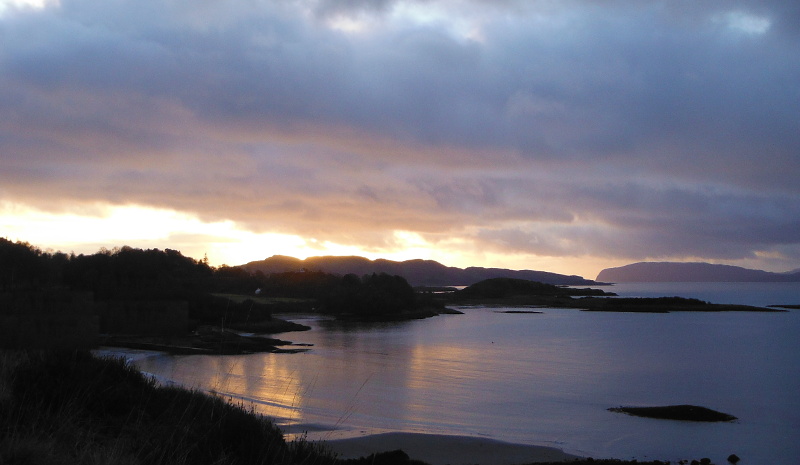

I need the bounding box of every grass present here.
[0,350,335,465]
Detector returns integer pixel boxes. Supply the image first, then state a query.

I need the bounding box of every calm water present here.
[591,281,800,308]
[132,283,800,464]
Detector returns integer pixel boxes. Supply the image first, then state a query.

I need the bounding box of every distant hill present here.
[596,262,800,283]
[242,255,597,286]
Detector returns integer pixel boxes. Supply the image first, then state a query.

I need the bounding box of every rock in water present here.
[608,404,737,422]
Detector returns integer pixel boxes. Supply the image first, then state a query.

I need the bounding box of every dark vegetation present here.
[0,350,320,465]
[0,238,442,317]
[0,239,454,353]
[323,273,415,318]
[608,405,737,422]
[451,278,614,305]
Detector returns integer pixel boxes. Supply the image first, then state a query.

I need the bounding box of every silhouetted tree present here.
[0,239,49,291]
[323,272,415,316]
[258,270,341,299]
[62,247,213,300]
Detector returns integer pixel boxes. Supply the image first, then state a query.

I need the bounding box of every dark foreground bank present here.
[0,350,720,465]
[0,350,325,465]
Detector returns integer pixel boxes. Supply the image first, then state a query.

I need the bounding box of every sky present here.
[1,0,799,279]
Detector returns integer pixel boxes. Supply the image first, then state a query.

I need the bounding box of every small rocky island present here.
[608,405,738,422]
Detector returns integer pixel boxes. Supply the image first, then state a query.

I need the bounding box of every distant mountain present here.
[242,255,597,286]
[596,262,800,283]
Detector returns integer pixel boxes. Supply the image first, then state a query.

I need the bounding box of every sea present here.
[125,282,800,464]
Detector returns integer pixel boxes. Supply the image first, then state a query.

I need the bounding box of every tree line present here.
[0,238,429,321]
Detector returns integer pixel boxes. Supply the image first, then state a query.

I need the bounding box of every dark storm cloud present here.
[474,181,800,260]
[1,0,798,270]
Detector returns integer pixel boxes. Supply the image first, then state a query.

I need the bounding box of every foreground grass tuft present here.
[0,350,337,465]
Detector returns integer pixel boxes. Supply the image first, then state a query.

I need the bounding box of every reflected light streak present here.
[139,355,307,425]
[402,343,499,430]
[246,355,307,423]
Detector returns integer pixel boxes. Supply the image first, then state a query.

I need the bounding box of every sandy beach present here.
[321,432,579,465]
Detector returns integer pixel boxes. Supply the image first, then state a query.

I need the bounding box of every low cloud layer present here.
[2,0,799,275]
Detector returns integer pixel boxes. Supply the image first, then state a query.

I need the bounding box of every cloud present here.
[1,0,798,274]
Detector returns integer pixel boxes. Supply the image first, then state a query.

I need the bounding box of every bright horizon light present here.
[0,202,453,267]
[0,202,326,265]
[5,200,790,280]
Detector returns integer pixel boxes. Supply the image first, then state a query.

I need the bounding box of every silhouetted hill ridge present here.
[243,255,596,286]
[597,262,800,282]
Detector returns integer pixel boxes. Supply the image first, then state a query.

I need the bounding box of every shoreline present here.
[319,432,580,465]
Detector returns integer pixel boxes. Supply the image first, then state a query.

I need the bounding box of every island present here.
[442,277,785,312]
[609,405,738,422]
[597,261,800,283]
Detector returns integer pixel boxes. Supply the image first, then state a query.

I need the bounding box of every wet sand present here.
[322,432,579,465]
